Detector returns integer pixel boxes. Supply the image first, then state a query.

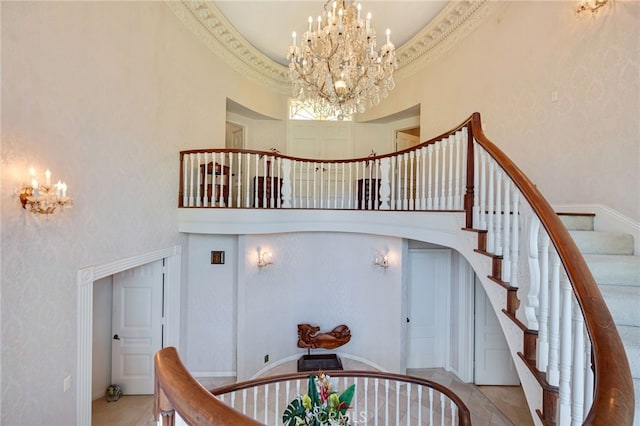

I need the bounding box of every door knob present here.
[113,334,120,340]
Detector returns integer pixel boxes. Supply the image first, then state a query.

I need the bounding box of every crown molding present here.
[166,0,496,92]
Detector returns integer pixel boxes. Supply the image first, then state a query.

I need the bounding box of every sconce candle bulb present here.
[257,251,273,269]
[19,168,73,214]
[374,253,389,269]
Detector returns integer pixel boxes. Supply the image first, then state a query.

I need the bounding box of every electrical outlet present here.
[264,354,269,363]
[63,375,71,392]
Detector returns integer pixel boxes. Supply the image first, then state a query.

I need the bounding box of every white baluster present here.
[182,154,188,207]
[479,149,487,230]
[409,151,415,210]
[236,152,242,207]
[374,378,379,426]
[558,272,573,425]
[526,215,541,330]
[472,144,480,228]
[584,340,594,418]
[548,249,561,386]
[390,156,396,210]
[188,153,195,207]
[312,162,318,209]
[487,158,495,252]
[263,384,269,424]
[275,156,281,208]
[348,162,353,209]
[385,379,390,425]
[427,145,434,210]
[510,190,520,288]
[402,154,408,210]
[227,153,234,207]
[419,147,426,209]
[245,153,251,207]
[219,153,227,207]
[380,157,391,210]
[195,153,202,207]
[254,154,259,208]
[429,388,434,425]
[202,152,210,207]
[502,179,512,282]
[281,159,292,208]
[495,169,503,256]
[306,161,311,209]
[406,383,411,426]
[447,135,454,209]
[341,162,346,209]
[571,298,585,426]
[326,162,332,209]
[434,143,440,209]
[269,156,275,208]
[375,159,380,210]
[440,139,447,210]
[440,393,445,425]
[538,231,550,372]
[454,130,462,210]
[417,386,423,424]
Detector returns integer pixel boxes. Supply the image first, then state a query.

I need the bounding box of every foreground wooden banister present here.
[155,347,262,426]
[468,112,635,425]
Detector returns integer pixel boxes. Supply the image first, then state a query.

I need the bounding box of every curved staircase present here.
[560,213,640,425]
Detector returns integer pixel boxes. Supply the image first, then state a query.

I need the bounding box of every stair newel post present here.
[380,157,391,210]
[537,231,551,372]
[281,158,292,208]
[502,179,512,282]
[558,271,573,425]
[571,298,585,426]
[548,248,561,387]
[526,214,541,330]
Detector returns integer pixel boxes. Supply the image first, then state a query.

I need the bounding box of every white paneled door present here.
[406,249,451,368]
[111,260,164,394]
[474,279,520,385]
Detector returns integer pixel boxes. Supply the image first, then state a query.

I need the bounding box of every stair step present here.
[569,230,635,255]
[619,325,640,379]
[600,286,640,327]
[557,213,594,231]
[584,255,640,287]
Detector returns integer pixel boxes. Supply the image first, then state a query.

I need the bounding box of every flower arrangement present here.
[283,372,355,426]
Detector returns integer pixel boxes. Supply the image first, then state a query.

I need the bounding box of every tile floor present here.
[92,360,532,425]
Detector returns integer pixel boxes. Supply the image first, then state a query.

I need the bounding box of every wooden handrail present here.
[211,370,471,426]
[468,112,635,425]
[154,347,262,426]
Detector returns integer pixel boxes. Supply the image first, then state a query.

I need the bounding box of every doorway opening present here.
[77,245,182,425]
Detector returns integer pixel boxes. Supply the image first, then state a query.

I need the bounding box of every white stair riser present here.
[601,286,640,327]
[585,255,640,287]
[558,214,594,231]
[569,231,635,255]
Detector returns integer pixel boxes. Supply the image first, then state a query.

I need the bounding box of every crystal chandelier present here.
[287,0,397,119]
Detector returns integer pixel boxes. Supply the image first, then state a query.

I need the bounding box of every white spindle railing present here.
[472,141,597,425]
[179,129,467,211]
[213,372,470,426]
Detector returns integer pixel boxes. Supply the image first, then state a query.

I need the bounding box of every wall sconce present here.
[257,251,273,269]
[374,253,389,269]
[19,168,73,214]
[577,0,609,14]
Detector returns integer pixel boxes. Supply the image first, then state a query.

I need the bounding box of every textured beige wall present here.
[368,1,639,221]
[0,2,285,424]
